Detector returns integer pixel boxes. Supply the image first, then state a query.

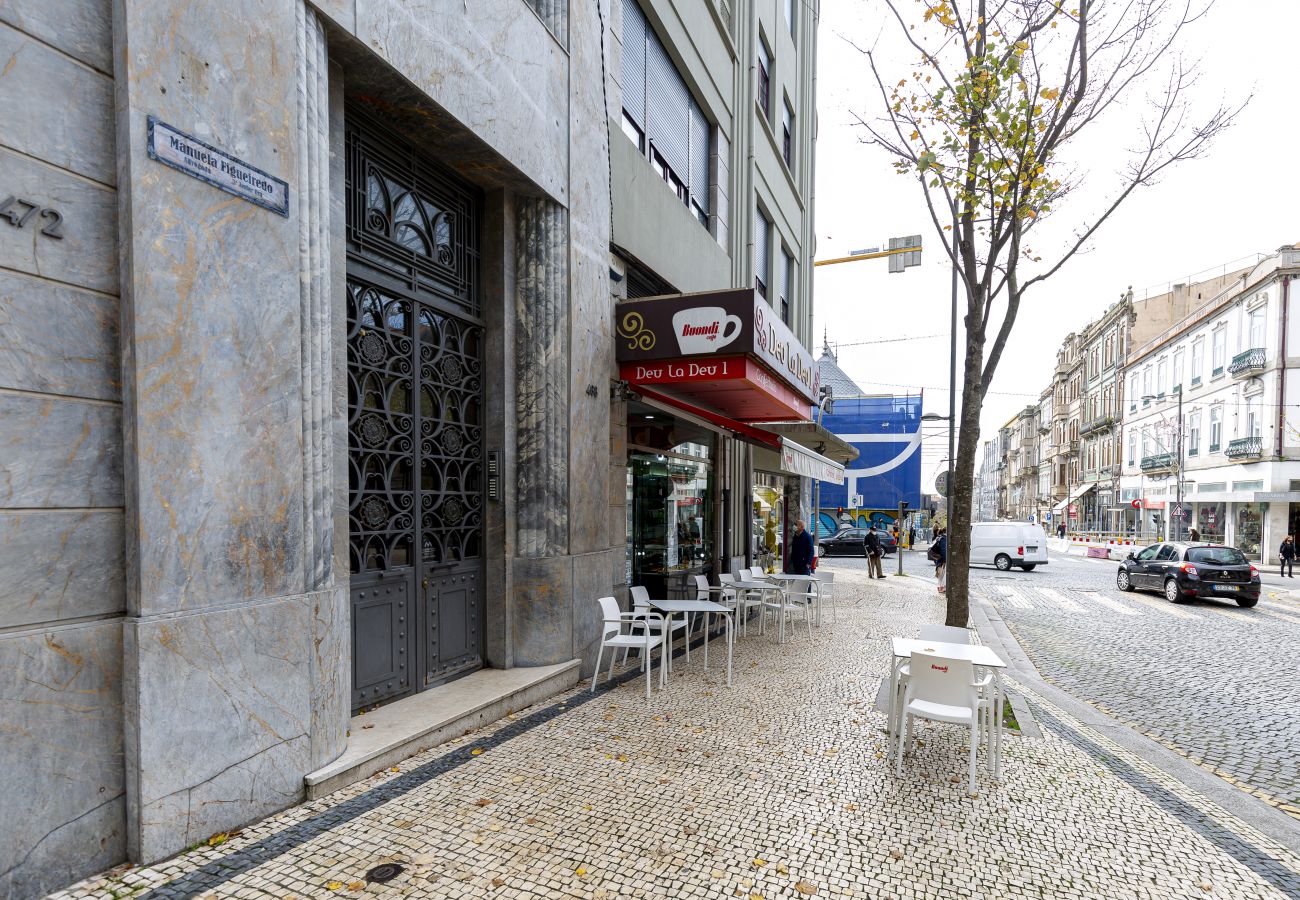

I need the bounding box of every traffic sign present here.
[935,471,949,498]
[1130,499,1142,510]
[1044,512,1053,523]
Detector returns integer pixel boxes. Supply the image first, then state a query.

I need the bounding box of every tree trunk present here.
[944,313,987,627]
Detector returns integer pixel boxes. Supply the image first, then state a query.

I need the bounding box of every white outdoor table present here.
[646,598,733,686]
[888,637,1008,778]
[761,573,823,630]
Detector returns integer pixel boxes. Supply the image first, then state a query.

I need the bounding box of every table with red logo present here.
[887,637,1008,778]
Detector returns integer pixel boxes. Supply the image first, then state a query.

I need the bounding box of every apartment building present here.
[1119,245,1300,561]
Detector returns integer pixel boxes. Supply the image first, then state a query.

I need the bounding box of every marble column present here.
[115,0,342,862]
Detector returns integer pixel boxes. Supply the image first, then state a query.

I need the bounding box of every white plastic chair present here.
[818,571,837,623]
[895,652,993,793]
[919,624,973,644]
[630,585,690,672]
[718,572,759,636]
[762,580,814,642]
[591,596,666,700]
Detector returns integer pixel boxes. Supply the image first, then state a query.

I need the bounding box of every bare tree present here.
[853,0,1243,626]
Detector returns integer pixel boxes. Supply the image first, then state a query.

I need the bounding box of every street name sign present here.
[147,117,290,217]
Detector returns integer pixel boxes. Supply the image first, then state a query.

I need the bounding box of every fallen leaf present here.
[390,767,401,773]
[393,820,414,829]
[510,776,524,784]
[617,754,629,762]
[683,825,698,836]
[776,863,790,875]
[711,869,725,878]
[752,858,767,867]
[795,880,818,895]
[492,877,505,888]
[845,803,859,811]
[889,848,904,860]
[525,817,538,825]
[475,798,493,806]
[824,748,839,756]
[361,724,374,729]
[206,833,230,847]
[470,748,484,756]
[575,865,588,877]
[750,893,764,900]
[326,883,344,892]
[347,883,365,892]
[1199,880,1213,892]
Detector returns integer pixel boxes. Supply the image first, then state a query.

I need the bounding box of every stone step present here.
[305,660,581,800]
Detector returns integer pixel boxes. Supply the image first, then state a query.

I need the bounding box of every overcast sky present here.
[811,0,1298,492]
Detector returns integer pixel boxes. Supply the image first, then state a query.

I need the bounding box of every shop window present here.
[620,0,711,225]
[627,435,716,600]
[1236,503,1262,558]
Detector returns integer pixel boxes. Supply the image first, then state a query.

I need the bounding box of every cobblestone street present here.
[58,566,1300,900]
[834,547,1300,816]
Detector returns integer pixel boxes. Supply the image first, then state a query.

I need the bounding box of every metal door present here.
[345,105,484,710]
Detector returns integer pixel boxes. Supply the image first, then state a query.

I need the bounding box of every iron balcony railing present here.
[1140,453,1175,473]
[1225,436,1263,459]
[1229,347,1266,377]
[1080,414,1115,436]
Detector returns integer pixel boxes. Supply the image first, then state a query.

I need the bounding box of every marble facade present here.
[1,0,619,894]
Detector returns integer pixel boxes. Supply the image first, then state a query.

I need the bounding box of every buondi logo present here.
[672,307,742,355]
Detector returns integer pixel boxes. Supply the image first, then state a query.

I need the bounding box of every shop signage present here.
[780,438,845,484]
[616,288,819,403]
[147,117,290,217]
[619,355,808,421]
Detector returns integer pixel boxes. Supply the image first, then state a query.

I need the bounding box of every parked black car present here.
[819,528,897,556]
[1116,542,1260,607]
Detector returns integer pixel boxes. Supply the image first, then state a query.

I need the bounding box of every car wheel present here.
[994,554,1012,571]
[1164,578,1184,603]
[1020,564,1037,572]
[1236,597,1259,609]
[1116,568,1133,592]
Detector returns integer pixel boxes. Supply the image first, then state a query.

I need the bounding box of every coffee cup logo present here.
[672,307,742,355]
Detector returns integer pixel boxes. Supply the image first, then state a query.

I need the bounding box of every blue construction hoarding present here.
[816,395,923,536]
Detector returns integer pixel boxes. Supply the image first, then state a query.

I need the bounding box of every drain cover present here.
[366,863,405,883]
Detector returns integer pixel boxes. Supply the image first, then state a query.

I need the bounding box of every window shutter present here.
[620,0,647,127]
[646,37,690,178]
[754,210,770,288]
[688,104,710,215]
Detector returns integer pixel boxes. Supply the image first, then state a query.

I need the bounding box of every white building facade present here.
[1119,246,1300,562]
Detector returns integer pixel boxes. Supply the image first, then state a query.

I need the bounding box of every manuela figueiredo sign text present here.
[146,117,290,217]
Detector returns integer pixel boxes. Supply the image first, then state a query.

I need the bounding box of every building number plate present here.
[0,195,64,239]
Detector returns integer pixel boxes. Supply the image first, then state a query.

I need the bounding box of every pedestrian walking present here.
[907,525,916,550]
[1280,535,1296,578]
[1189,526,1201,542]
[788,520,814,575]
[1056,522,1066,540]
[927,528,948,593]
[865,526,886,579]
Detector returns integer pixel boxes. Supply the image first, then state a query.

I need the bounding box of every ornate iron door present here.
[345,106,484,709]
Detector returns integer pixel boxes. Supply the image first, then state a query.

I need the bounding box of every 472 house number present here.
[0,195,64,239]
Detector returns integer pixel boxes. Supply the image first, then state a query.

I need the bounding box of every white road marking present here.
[1036,588,1084,612]
[999,586,1033,609]
[1126,593,1199,620]
[1080,591,1141,616]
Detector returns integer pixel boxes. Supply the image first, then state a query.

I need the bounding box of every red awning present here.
[634,386,781,450]
[620,355,812,422]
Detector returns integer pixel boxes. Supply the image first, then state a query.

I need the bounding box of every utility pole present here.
[897,500,909,575]
[1174,385,1184,541]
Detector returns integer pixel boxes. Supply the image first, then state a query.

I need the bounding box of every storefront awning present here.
[778,438,845,484]
[635,386,780,450]
[1052,482,1095,513]
[616,288,818,422]
[753,420,859,464]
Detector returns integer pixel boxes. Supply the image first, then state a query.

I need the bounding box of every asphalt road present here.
[821,547,1300,812]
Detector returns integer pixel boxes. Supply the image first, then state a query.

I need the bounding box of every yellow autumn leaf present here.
[1040,87,1061,100]
[347,883,365,892]
[326,883,345,891]
[776,863,790,875]
[752,858,768,867]
[576,865,588,877]
[795,880,819,895]
[470,748,484,755]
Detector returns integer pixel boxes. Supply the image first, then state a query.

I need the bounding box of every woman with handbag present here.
[928,528,947,593]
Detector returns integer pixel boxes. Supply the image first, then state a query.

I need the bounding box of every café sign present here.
[616,288,819,404]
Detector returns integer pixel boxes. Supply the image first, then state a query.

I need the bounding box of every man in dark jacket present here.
[865,527,886,579]
[1280,535,1296,577]
[788,520,814,575]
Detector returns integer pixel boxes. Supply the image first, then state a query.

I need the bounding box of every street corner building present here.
[0,0,833,894]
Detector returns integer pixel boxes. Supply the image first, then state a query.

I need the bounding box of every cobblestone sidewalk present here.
[57,570,1300,900]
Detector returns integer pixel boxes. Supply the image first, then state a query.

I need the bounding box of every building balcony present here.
[1229,348,1266,378]
[1050,483,1068,501]
[1225,436,1263,460]
[1140,453,1175,474]
[1080,414,1115,437]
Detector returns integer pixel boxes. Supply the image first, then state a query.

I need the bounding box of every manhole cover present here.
[366,863,405,883]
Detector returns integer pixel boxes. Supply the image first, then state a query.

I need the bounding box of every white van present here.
[968,522,1050,571]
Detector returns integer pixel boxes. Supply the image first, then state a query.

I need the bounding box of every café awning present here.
[1052,482,1095,512]
[616,288,818,423]
[779,438,845,484]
